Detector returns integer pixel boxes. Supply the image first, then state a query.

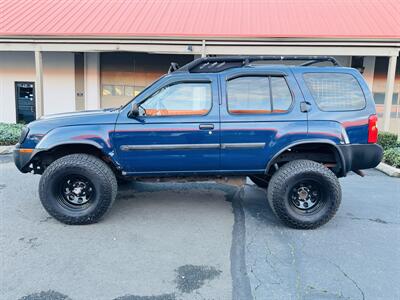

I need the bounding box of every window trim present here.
[225,75,294,116]
[138,80,214,118]
[302,72,367,112]
[227,71,288,81]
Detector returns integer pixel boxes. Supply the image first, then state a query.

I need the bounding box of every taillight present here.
[368,114,378,143]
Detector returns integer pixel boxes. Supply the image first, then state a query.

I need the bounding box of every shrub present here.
[378,132,398,151]
[383,147,400,168]
[0,123,24,146]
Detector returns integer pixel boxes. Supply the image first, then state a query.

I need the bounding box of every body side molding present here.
[120,142,266,151]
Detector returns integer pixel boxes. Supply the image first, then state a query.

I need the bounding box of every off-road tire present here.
[267,159,341,229]
[249,175,270,189]
[39,154,118,225]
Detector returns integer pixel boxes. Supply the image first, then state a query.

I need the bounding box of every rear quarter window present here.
[303,73,366,111]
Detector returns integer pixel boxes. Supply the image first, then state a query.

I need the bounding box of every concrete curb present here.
[376,162,400,178]
[0,145,14,155]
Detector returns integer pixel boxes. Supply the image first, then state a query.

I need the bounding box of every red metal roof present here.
[1,0,399,39]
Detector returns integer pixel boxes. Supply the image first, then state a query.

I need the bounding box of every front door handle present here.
[199,124,214,130]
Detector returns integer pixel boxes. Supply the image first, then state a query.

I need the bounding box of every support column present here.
[383,55,398,132]
[84,52,101,110]
[363,56,376,91]
[34,50,44,118]
[201,40,206,58]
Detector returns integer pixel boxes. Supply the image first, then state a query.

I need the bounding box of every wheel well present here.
[268,143,344,177]
[31,144,120,175]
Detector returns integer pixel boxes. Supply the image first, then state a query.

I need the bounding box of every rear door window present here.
[227,76,271,114]
[227,76,292,114]
[303,73,366,111]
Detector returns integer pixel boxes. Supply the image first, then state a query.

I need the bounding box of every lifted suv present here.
[14,56,383,228]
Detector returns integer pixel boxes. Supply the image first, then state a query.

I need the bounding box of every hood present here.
[39,108,118,121]
[27,108,121,135]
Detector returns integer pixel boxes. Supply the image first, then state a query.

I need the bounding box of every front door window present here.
[141,82,212,116]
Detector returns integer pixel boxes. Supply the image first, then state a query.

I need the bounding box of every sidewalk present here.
[0,145,14,155]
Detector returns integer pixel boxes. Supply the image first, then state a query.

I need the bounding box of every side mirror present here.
[128,103,140,118]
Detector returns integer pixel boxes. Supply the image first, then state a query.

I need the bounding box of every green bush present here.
[0,123,24,146]
[378,132,398,151]
[383,147,400,168]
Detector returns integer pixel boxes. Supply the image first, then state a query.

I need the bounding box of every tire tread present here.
[39,154,117,225]
[267,159,341,229]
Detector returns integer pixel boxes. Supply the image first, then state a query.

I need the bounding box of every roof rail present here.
[177,56,341,73]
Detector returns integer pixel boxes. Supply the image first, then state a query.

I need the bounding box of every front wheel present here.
[39,154,117,225]
[267,160,341,229]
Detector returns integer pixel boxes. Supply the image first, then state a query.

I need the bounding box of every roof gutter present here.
[0,36,398,57]
[0,35,399,46]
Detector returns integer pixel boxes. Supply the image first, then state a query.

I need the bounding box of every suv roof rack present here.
[175,56,341,73]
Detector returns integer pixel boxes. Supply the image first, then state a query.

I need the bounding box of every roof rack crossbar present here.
[178,56,341,73]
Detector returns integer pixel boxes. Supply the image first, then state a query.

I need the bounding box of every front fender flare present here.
[33,125,119,166]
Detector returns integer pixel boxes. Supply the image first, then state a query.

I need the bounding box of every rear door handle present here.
[300,101,312,113]
[199,124,214,130]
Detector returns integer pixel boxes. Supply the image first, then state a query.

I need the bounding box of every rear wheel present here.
[39,154,117,225]
[267,159,341,229]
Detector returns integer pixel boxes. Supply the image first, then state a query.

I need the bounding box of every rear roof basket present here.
[177,56,341,73]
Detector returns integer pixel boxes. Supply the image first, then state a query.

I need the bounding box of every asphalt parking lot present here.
[1,154,399,300]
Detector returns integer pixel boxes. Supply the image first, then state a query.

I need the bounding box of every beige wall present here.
[42,52,75,116]
[0,52,35,123]
[0,51,75,123]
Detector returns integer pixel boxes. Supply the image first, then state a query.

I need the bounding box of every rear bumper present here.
[337,143,383,174]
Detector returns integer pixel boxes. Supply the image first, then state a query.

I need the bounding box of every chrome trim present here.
[120,143,220,151]
[120,142,266,151]
[221,142,265,149]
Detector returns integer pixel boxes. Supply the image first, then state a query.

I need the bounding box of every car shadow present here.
[116,180,239,199]
[105,180,240,224]
[110,180,281,228]
[241,185,283,227]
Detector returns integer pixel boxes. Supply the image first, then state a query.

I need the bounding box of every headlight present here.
[18,126,30,144]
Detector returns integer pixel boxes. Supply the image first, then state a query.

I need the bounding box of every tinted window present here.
[141,82,211,116]
[227,76,292,114]
[270,77,292,112]
[303,73,366,111]
[227,77,271,114]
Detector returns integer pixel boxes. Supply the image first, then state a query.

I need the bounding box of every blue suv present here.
[14,56,383,228]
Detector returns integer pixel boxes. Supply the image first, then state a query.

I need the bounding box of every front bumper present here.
[13,145,37,173]
[337,143,383,175]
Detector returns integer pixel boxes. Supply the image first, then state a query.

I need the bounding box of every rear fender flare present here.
[265,139,346,176]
